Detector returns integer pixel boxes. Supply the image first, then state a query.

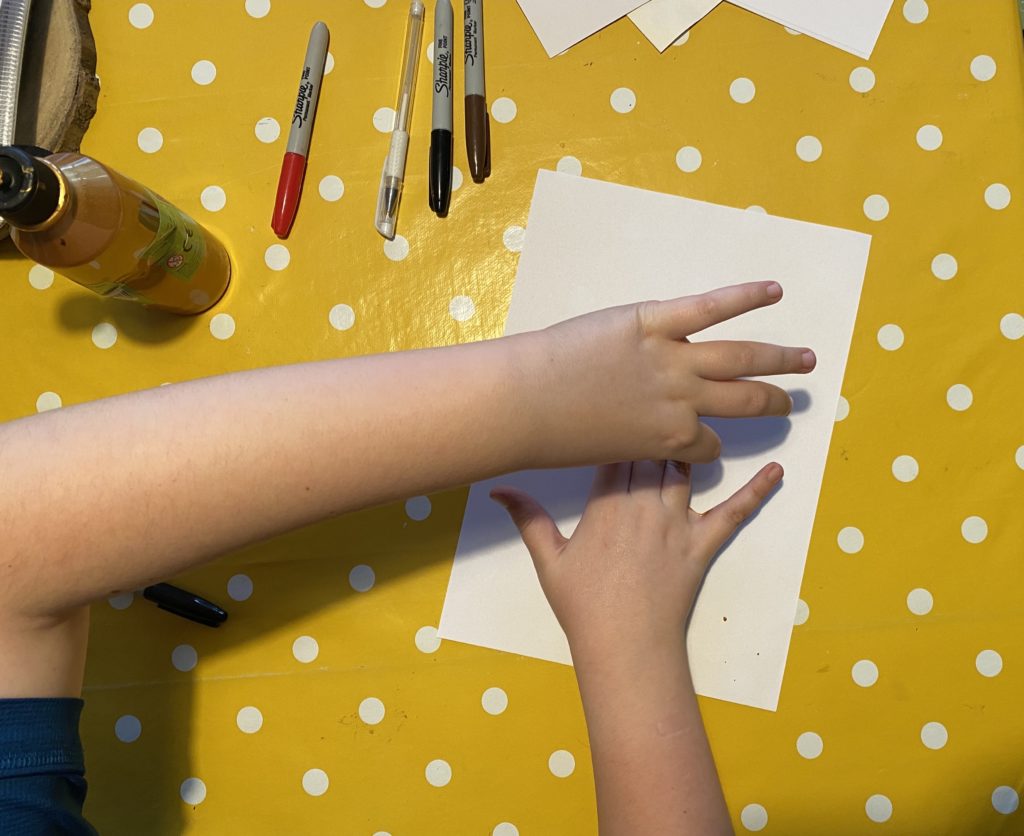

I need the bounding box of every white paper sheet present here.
[439,171,871,711]
[515,0,650,58]
[729,0,895,59]
[629,0,721,51]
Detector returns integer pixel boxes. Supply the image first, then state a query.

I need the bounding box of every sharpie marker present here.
[272,21,330,238]
[429,0,454,217]
[464,0,490,183]
[143,583,228,628]
[376,1,425,239]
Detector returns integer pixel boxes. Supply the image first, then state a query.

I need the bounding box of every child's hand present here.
[491,460,783,652]
[516,281,814,467]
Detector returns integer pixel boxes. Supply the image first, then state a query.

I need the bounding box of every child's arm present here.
[494,460,784,835]
[0,282,810,698]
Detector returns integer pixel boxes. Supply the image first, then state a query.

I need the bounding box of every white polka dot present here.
[452,166,464,191]
[28,264,54,289]
[189,289,210,307]
[676,146,702,173]
[128,3,153,29]
[1016,445,1024,470]
[108,592,134,610]
[449,295,476,322]
[227,574,253,601]
[318,175,344,202]
[359,697,386,725]
[729,77,756,104]
[415,625,442,653]
[961,516,988,544]
[493,825,519,836]
[916,124,942,151]
[794,598,810,626]
[324,52,334,74]
[115,715,142,743]
[373,106,396,133]
[557,155,582,176]
[992,786,1019,814]
[740,803,768,831]
[971,54,997,81]
[907,588,934,616]
[491,97,518,123]
[796,731,823,759]
[931,253,957,280]
[783,26,801,35]
[191,60,216,86]
[902,0,928,23]
[349,564,375,592]
[405,496,432,521]
[302,768,329,796]
[1000,313,1024,340]
[180,777,206,805]
[835,396,850,422]
[852,659,879,687]
[254,117,280,143]
[609,87,636,113]
[863,194,890,221]
[745,205,767,214]
[236,706,263,733]
[425,759,452,787]
[383,235,409,262]
[985,183,1011,210]
[920,721,947,749]
[795,135,822,162]
[210,313,236,340]
[946,384,973,411]
[481,687,508,715]
[91,322,117,350]
[849,66,876,93]
[503,225,526,253]
[548,750,575,778]
[865,794,893,823]
[877,323,904,351]
[976,649,1002,677]
[426,42,434,64]
[245,0,271,18]
[200,185,226,212]
[36,391,62,412]
[364,0,387,6]
[292,635,319,663]
[137,127,163,153]
[892,455,919,482]
[837,526,864,554]
[172,644,198,672]
[329,304,356,331]
[264,243,290,271]
[671,30,690,46]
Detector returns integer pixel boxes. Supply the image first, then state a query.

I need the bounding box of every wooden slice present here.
[15,0,99,152]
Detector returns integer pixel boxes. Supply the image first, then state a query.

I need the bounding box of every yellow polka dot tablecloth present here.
[2,0,1023,833]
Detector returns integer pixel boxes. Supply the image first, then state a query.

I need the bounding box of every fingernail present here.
[801,349,816,370]
[766,282,783,300]
[768,463,784,481]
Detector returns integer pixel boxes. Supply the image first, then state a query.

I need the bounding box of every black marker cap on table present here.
[0,145,61,228]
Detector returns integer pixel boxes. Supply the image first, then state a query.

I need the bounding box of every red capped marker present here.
[272,21,330,238]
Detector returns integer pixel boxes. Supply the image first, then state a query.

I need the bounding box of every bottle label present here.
[138,193,206,281]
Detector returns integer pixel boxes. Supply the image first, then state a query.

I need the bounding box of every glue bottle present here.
[0,146,230,314]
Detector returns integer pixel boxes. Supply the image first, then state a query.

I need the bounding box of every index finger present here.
[647,282,784,339]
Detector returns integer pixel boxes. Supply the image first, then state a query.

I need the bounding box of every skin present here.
[0,281,813,705]
[493,460,786,836]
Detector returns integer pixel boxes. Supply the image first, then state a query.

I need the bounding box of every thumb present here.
[490,487,567,571]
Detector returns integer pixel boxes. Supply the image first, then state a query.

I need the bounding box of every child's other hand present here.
[491,460,783,653]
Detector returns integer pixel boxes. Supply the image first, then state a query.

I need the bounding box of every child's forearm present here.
[0,334,548,617]
[572,635,733,836]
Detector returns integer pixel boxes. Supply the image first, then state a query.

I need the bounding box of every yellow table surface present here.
[2,0,1023,833]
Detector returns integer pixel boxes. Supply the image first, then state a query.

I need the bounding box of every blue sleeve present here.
[0,698,97,835]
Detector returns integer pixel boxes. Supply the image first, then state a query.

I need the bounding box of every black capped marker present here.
[430,0,455,216]
[143,583,228,628]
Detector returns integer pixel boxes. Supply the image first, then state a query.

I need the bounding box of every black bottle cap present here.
[0,145,62,228]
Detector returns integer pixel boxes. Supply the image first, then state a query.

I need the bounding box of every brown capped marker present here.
[464,0,491,182]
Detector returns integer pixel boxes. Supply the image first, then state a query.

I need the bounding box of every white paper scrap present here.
[629,0,721,51]
[515,0,650,58]
[439,171,871,711]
